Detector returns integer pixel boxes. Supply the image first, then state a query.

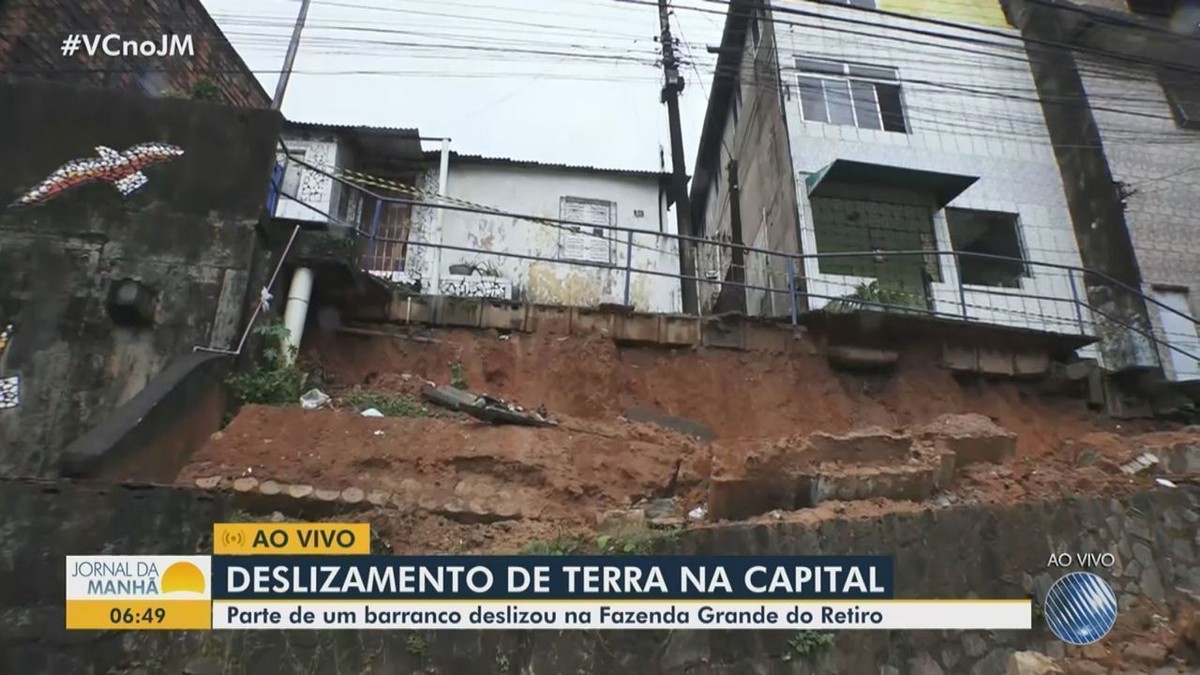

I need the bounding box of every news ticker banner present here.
[66,523,1031,631]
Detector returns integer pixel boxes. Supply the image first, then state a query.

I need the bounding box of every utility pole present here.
[272,0,312,110]
[657,0,699,314]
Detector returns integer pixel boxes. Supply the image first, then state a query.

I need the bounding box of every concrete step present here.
[805,463,938,505]
[707,459,944,521]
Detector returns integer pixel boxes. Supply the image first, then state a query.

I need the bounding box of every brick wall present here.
[0,0,268,108]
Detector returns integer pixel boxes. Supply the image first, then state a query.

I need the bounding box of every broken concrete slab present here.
[826,345,899,370]
[707,476,796,521]
[978,348,1016,376]
[942,343,978,372]
[810,464,938,504]
[919,413,1016,465]
[1145,444,1200,474]
[597,508,647,533]
[624,406,716,442]
[1063,359,1098,381]
[808,427,914,464]
[1013,352,1051,378]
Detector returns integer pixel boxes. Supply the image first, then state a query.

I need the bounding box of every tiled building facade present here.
[692,0,1089,337]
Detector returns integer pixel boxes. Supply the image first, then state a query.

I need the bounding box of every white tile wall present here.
[774,3,1088,335]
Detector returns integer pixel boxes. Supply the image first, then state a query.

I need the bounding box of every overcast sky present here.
[199,0,726,172]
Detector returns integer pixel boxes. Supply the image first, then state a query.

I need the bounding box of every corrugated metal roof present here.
[285,119,421,136]
[428,151,670,179]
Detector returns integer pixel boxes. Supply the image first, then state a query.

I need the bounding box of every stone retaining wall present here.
[2,477,1196,674]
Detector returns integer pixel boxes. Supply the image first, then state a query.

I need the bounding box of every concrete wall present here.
[2,477,1195,674]
[422,163,681,313]
[0,0,269,108]
[773,0,1089,336]
[694,3,803,318]
[1075,55,1200,380]
[1002,0,1193,376]
[0,80,280,477]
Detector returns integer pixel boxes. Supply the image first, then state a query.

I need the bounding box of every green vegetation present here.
[405,634,428,657]
[780,631,836,661]
[341,391,429,418]
[225,322,308,406]
[450,362,468,390]
[824,280,923,314]
[190,78,223,102]
[520,527,678,556]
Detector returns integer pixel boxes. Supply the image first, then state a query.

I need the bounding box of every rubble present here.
[1006,651,1063,675]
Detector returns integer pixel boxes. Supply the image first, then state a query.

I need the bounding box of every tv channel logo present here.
[1043,571,1118,645]
[67,555,210,599]
[66,555,212,630]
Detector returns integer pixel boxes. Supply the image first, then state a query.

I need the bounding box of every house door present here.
[1152,288,1200,381]
[361,196,412,278]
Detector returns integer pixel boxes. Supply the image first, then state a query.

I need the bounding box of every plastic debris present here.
[373,430,385,436]
[300,388,331,410]
[361,408,384,418]
[688,505,707,521]
[1155,477,1177,488]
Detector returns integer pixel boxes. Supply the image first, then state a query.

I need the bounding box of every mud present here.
[180,328,1193,554]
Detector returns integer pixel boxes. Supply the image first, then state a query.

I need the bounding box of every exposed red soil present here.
[180,327,1191,554]
[298,328,1161,459]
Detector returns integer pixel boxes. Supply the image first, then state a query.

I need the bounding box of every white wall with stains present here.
[276,134,340,223]
[425,163,682,313]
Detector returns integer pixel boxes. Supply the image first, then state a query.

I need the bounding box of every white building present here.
[691,0,1092,337]
[273,122,682,313]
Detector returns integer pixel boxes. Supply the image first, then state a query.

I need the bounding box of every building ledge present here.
[804,159,979,209]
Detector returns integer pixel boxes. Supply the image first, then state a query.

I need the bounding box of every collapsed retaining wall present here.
[1,477,1195,674]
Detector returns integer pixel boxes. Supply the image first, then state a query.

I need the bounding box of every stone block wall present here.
[1,475,1195,674]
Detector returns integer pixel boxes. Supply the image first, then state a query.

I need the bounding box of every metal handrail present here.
[268,155,1199,366]
[266,182,1200,368]
[280,150,1198,329]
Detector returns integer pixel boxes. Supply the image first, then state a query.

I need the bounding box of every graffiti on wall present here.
[8,142,185,208]
[439,274,513,300]
[0,324,15,410]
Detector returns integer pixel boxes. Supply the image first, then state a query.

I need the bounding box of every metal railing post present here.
[787,256,798,326]
[1068,269,1087,335]
[624,230,635,307]
[955,252,968,319]
[365,199,383,270]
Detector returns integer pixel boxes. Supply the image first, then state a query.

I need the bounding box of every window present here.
[1159,70,1200,130]
[280,149,307,199]
[796,58,907,132]
[945,209,1028,288]
[559,197,615,264]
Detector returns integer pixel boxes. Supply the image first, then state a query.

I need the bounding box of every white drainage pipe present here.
[282,266,314,366]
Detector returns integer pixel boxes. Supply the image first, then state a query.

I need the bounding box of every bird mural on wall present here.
[8,142,185,208]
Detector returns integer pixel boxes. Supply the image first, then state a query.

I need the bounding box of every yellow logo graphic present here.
[161,561,206,595]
